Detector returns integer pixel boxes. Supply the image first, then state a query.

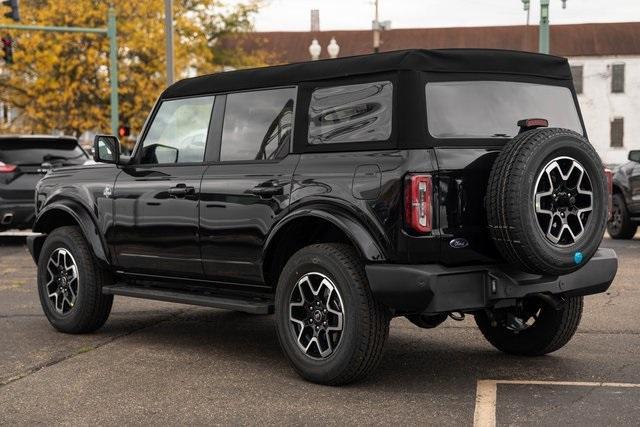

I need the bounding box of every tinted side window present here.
[220,88,296,161]
[308,81,393,145]
[140,96,214,165]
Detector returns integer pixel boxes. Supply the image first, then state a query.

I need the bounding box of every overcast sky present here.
[227,0,640,32]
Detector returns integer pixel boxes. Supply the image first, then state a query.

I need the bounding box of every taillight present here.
[604,168,613,219]
[404,174,433,233]
[0,161,16,173]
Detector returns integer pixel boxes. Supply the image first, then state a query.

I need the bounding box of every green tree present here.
[0,0,265,136]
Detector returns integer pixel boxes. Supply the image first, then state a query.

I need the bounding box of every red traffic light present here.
[2,36,13,65]
[118,126,131,138]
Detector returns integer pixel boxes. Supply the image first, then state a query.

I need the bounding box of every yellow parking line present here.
[473,379,640,427]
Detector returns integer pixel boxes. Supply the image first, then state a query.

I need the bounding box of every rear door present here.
[199,87,298,286]
[0,137,88,204]
[111,95,215,279]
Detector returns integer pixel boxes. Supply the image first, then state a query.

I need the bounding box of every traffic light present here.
[2,0,20,22]
[1,36,12,65]
[118,125,131,138]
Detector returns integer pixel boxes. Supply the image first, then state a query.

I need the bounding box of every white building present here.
[569,56,640,165]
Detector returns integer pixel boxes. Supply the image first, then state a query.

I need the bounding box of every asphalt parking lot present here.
[0,233,638,425]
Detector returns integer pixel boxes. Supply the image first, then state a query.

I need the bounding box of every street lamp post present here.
[522,0,530,26]
[537,0,568,54]
[164,0,174,85]
[539,0,550,54]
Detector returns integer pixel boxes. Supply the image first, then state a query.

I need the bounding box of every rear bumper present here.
[0,201,35,229]
[365,248,618,314]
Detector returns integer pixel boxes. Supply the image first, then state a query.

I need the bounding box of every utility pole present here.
[0,8,120,135]
[373,0,380,53]
[164,0,174,85]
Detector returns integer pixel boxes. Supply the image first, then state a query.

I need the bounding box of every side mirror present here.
[94,134,121,164]
[628,150,640,163]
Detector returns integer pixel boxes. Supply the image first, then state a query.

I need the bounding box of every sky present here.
[226,0,640,32]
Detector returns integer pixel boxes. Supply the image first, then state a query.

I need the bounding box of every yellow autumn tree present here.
[0,0,267,136]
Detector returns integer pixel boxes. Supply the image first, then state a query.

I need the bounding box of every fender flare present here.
[262,206,387,263]
[31,200,110,265]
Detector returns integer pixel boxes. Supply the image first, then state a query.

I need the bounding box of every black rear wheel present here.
[475,296,583,356]
[607,193,637,239]
[275,243,389,385]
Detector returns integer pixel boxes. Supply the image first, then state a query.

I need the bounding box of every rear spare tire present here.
[486,128,607,275]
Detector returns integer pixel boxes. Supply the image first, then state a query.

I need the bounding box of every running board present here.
[102,284,273,314]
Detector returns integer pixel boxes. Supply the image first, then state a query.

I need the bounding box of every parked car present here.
[608,150,640,239]
[0,135,89,231]
[27,49,617,385]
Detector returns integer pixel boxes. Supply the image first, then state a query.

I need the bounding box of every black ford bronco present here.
[28,49,618,385]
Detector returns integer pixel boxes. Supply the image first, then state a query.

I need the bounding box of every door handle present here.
[250,183,284,198]
[168,184,195,198]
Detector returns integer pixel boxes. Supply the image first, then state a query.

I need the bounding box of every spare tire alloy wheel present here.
[534,156,593,246]
[45,248,79,315]
[288,272,344,359]
[486,128,607,275]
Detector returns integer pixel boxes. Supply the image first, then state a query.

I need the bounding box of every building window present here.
[570,65,583,94]
[610,118,624,148]
[611,64,625,93]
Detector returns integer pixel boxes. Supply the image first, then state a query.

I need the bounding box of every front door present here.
[199,87,298,286]
[111,95,217,279]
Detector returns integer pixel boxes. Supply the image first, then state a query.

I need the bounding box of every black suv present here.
[608,150,640,239]
[0,135,89,231]
[28,49,617,385]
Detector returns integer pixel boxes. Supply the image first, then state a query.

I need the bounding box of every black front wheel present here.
[37,226,113,334]
[475,296,583,356]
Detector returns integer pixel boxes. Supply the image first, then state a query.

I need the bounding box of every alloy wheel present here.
[533,156,594,246]
[45,248,79,315]
[288,272,344,359]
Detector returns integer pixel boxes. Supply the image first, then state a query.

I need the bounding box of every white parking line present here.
[473,379,640,427]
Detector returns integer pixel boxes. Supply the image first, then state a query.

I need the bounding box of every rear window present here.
[426,81,583,139]
[0,138,87,165]
[308,81,393,145]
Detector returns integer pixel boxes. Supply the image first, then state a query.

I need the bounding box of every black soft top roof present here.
[162,48,571,99]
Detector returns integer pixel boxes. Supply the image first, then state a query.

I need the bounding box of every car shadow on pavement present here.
[99,308,582,390]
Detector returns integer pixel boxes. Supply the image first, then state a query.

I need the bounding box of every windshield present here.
[0,138,88,165]
[426,81,583,139]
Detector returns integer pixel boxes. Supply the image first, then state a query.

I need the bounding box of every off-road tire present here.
[486,128,607,275]
[275,243,389,385]
[37,226,113,333]
[607,193,637,239]
[475,296,583,356]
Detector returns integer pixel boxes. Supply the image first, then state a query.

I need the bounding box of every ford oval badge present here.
[449,238,469,249]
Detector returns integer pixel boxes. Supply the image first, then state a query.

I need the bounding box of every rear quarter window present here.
[307,81,393,145]
[426,81,583,139]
